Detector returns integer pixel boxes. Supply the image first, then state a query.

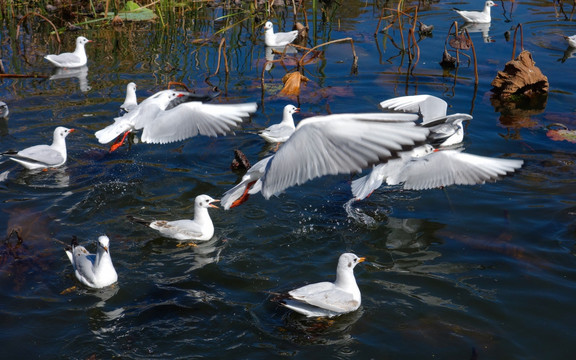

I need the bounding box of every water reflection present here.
[279,307,364,346]
[49,66,91,92]
[5,166,71,188]
[558,46,576,63]
[185,235,224,273]
[460,22,493,43]
[264,46,298,71]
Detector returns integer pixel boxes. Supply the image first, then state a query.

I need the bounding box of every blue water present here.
[1,1,576,358]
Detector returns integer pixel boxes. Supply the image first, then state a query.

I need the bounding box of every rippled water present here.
[1,1,576,359]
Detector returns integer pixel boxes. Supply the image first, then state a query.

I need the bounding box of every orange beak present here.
[209,199,220,209]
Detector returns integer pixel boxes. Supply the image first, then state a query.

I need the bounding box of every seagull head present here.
[54,126,75,141]
[196,194,220,209]
[97,235,110,253]
[338,253,365,271]
[77,36,93,46]
[284,104,300,115]
[263,21,273,31]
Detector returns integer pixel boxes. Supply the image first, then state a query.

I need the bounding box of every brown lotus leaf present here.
[449,34,471,50]
[280,71,309,96]
[439,49,457,68]
[491,50,549,97]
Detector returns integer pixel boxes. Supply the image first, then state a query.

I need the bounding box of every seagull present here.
[258,104,299,144]
[264,21,298,47]
[453,0,497,23]
[120,82,138,115]
[44,36,92,68]
[1,126,74,170]
[95,89,257,151]
[0,101,9,118]
[563,34,576,48]
[351,144,524,200]
[278,253,365,318]
[65,235,118,289]
[221,112,429,208]
[128,194,219,241]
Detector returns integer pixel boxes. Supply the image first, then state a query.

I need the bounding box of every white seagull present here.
[0,101,9,118]
[120,82,138,115]
[128,194,219,241]
[65,235,118,289]
[2,126,74,170]
[95,89,257,151]
[258,104,299,144]
[221,112,429,208]
[264,21,298,47]
[453,0,497,23]
[279,253,365,318]
[351,144,524,200]
[44,36,92,68]
[563,34,576,48]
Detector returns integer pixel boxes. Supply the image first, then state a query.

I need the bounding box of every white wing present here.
[288,282,359,313]
[139,102,257,144]
[16,145,64,166]
[379,95,448,123]
[274,30,298,45]
[260,113,428,198]
[396,150,524,190]
[71,246,97,286]
[258,124,295,143]
[150,220,203,239]
[45,53,81,66]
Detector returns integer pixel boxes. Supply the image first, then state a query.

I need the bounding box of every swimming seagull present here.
[258,104,299,144]
[278,253,365,318]
[127,194,220,241]
[95,89,257,151]
[44,36,92,68]
[453,0,497,23]
[120,82,138,115]
[1,126,74,170]
[563,34,576,48]
[0,101,9,118]
[221,112,429,208]
[65,235,118,289]
[264,21,298,47]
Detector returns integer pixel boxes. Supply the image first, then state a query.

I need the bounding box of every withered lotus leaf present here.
[280,71,309,96]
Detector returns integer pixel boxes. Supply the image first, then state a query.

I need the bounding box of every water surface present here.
[1,1,576,359]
